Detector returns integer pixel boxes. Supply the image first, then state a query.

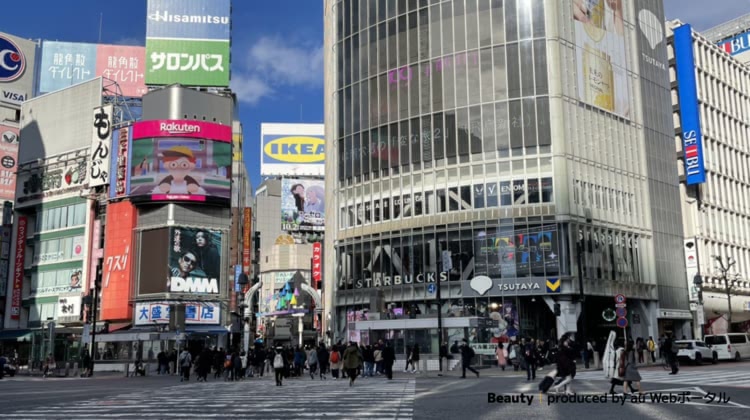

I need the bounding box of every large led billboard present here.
[261,123,325,177]
[281,178,325,232]
[145,0,231,87]
[572,0,630,118]
[39,41,147,97]
[126,120,232,203]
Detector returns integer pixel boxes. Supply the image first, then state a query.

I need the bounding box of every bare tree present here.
[713,256,741,332]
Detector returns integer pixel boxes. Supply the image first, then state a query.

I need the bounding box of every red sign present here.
[10,216,27,320]
[100,201,137,321]
[614,294,626,304]
[242,208,252,272]
[312,242,322,286]
[0,124,19,201]
[95,45,147,98]
[132,120,232,142]
[616,317,628,328]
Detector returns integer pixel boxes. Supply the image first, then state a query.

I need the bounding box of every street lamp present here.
[292,312,305,348]
[714,256,739,332]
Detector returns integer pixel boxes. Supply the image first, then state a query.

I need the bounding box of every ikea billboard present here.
[261,123,325,177]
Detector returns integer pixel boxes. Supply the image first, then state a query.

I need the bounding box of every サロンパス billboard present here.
[0,123,19,201]
[0,32,37,107]
[128,120,232,203]
[168,227,222,295]
[261,123,325,177]
[281,178,325,232]
[572,0,630,118]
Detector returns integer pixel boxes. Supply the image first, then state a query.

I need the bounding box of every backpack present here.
[330,351,340,364]
[273,354,284,369]
[467,346,476,359]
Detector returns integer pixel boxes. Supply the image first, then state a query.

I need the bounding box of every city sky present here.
[0,0,743,189]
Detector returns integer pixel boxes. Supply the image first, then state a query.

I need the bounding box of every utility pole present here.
[714,256,738,332]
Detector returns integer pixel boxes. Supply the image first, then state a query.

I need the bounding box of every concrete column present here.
[543,297,581,339]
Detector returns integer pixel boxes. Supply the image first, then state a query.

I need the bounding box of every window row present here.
[339,42,548,137]
[573,179,636,216]
[340,176,553,229]
[30,267,82,295]
[338,98,551,182]
[30,235,85,266]
[35,202,87,233]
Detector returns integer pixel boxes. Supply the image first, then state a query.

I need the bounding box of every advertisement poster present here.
[39,41,98,94]
[168,227,222,295]
[89,105,113,187]
[281,178,325,232]
[260,123,325,177]
[0,123,19,201]
[0,32,37,107]
[10,216,26,320]
[135,301,220,325]
[101,201,136,320]
[129,138,232,202]
[110,126,132,198]
[95,45,147,97]
[573,0,630,118]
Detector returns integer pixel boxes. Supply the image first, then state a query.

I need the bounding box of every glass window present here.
[467,52,481,106]
[537,97,551,153]
[469,105,482,156]
[400,120,410,166]
[513,179,526,204]
[343,0,352,38]
[486,182,498,207]
[456,108,469,157]
[420,62,431,115]
[369,0,378,26]
[388,0,398,19]
[509,100,523,155]
[389,123,400,170]
[541,177,553,203]
[429,4,441,59]
[490,0,505,45]
[339,137,346,181]
[506,43,520,98]
[504,0,517,42]
[418,8,429,60]
[466,0,479,50]
[388,19,398,71]
[398,15,408,67]
[441,2,454,55]
[500,181,511,206]
[453,0,466,52]
[442,54,456,110]
[353,133,361,178]
[409,62,420,117]
[361,131,370,175]
[523,98,537,155]
[480,48,494,104]
[414,192,424,215]
[534,40,548,95]
[344,135,353,179]
[520,40,534,97]
[444,110,457,159]
[495,101,509,157]
[421,115,433,162]
[378,22,388,74]
[481,103,496,156]
[528,178,540,203]
[532,0,545,38]
[408,12,419,63]
[353,82,361,133]
[517,0,532,40]
[410,118,421,165]
[461,185,472,209]
[493,46,507,100]
[344,38,352,87]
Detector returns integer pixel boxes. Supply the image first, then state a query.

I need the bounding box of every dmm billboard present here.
[100,201,137,321]
[39,41,146,97]
[128,120,232,203]
[673,24,706,185]
[261,123,325,177]
[145,0,231,87]
[0,123,19,201]
[0,32,37,107]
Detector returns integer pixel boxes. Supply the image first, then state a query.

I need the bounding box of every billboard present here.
[137,228,170,295]
[261,123,325,177]
[281,178,325,232]
[0,32,37,107]
[128,120,232,203]
[0,123,19,201]
[474,225,560,278]
[673,24,707,185]
[15,156,88,206]
[89,105,113,188]
[145,0,231,87]
[572,0,630,118]
[100,201,136,321]
[10,216,26,320]
[135,301,220,325]
[39,41,147,97]
[168,227,222,295]
[242,207,251,272]
[110,125,132,198]
[718,31,750,56]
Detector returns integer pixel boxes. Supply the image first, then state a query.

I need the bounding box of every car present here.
[674,340,717,365]
[704,333,750,362]
[4,363,17,377]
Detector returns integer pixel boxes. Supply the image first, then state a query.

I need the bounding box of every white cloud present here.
[232,36,323,104]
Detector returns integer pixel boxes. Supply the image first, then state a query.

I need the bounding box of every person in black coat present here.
[317,344,330,380]
[460,339,480,378]
[381,341,396,380]
[550,335,578,394]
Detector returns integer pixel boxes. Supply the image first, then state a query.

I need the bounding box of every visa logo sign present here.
[1,89,27,105]
[719,31,750,56]
[263,136,325,164]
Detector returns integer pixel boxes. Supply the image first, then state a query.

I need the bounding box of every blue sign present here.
[147,0,231,41]
[234,265,242,292]
[718,31,750,56]
[427,283,436,294]
[39,41,97,94]
[673,25,706,186]
[616,317,628,329]
[0,35,26,82]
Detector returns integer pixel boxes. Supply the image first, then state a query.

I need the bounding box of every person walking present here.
[382,341,396,380]
[317,344,329,380]
[550,335,577,395]
[329,346,342,379]
[43,353,55,378]
[294,346,306,377]
[622,341,643,394]
[495,343,508,371]
[307,346,319,380]
[362,345,375,377]
[408,344,420,373]
[636,338,645,364]
[81,349,92,377]
[374,344,384,375]
[524,339,538,380]
[273,347,287,386]
[157,350,168,375]
[178,348,192,382]
[663,333,679,375]
[403,344,415,373]
[459,339,479,378]
[647,336,656,363]
[343,341,363,386]
[510,341,521,371]
[198,348,212,382]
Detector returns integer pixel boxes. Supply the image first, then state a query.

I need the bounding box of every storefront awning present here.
[185,325,228,335]
[107,322,132,333]
[0,329,32,342]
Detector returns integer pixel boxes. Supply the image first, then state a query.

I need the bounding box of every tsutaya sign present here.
[354,271,448,289]
[461,276,553,297]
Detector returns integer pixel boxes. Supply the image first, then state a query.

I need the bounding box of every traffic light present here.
[553,303,561,316]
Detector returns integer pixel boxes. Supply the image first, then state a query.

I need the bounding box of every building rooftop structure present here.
[702,13,750,43]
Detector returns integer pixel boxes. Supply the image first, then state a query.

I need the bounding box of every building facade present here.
[324,0,690,358]
[669,21,750,336]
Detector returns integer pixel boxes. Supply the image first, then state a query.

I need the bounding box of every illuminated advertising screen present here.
[474,225,559,278]
[128,120,232,203]
[572,0,630,118]
[281,178,325,232]
[168,227,222,295]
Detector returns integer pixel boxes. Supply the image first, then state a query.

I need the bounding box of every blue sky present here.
[0,0,744,189]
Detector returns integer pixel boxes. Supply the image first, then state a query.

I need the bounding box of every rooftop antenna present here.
[98,13,103,43]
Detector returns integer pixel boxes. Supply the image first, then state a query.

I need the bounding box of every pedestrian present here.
[307,346,319,380]
[362,345,374,377]
[622,341,643,394]
[254,346,266,378]
[343,341,363,386]
[329,346,342,379]
[214,348,224,379]
[273,347,286,386]
[382,341,396,379]
[408,344,420,373]
[608,344,630,394]
[459,339,480,378]
[524,339,537,380]
[403,344,415,373]
[157,350,168,375]
[178,348,192,382]
[317,344,329,380]
[233,351,243,380]
[0,354,6,380]
[374,344,384,375]
[510,341,521,371]
[495,343,507,371]
[647,336,656,363]
[636,338,645,364]
[663,333,679,375]
[198,348,212,382]
[43,353,55,378]
[294,346,306,377]
[81,349,91,377]
[438,341,450,372]
[658,335,665,360]
[550,334,577,395]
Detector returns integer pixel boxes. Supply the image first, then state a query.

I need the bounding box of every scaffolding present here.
[702,13,750,43]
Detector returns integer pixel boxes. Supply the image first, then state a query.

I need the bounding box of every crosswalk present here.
[573,368,750,388]
[3,377,416,419]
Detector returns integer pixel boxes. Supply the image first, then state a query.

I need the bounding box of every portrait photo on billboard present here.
[129,138,231,203]
[168,227,222,295]
[281,178,325,232]
[573,0,630,118]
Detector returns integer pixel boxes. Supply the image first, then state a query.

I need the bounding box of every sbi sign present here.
[674,25,706,186]
[263,135,325,164]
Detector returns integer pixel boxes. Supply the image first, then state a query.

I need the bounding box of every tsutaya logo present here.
[171,277,219,294]
[264,136,325,164]
[637,9,666,70]
[149,10,229,25]
[160,122,201,135]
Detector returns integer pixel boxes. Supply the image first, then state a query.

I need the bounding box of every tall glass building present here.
[323,0,691,358]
